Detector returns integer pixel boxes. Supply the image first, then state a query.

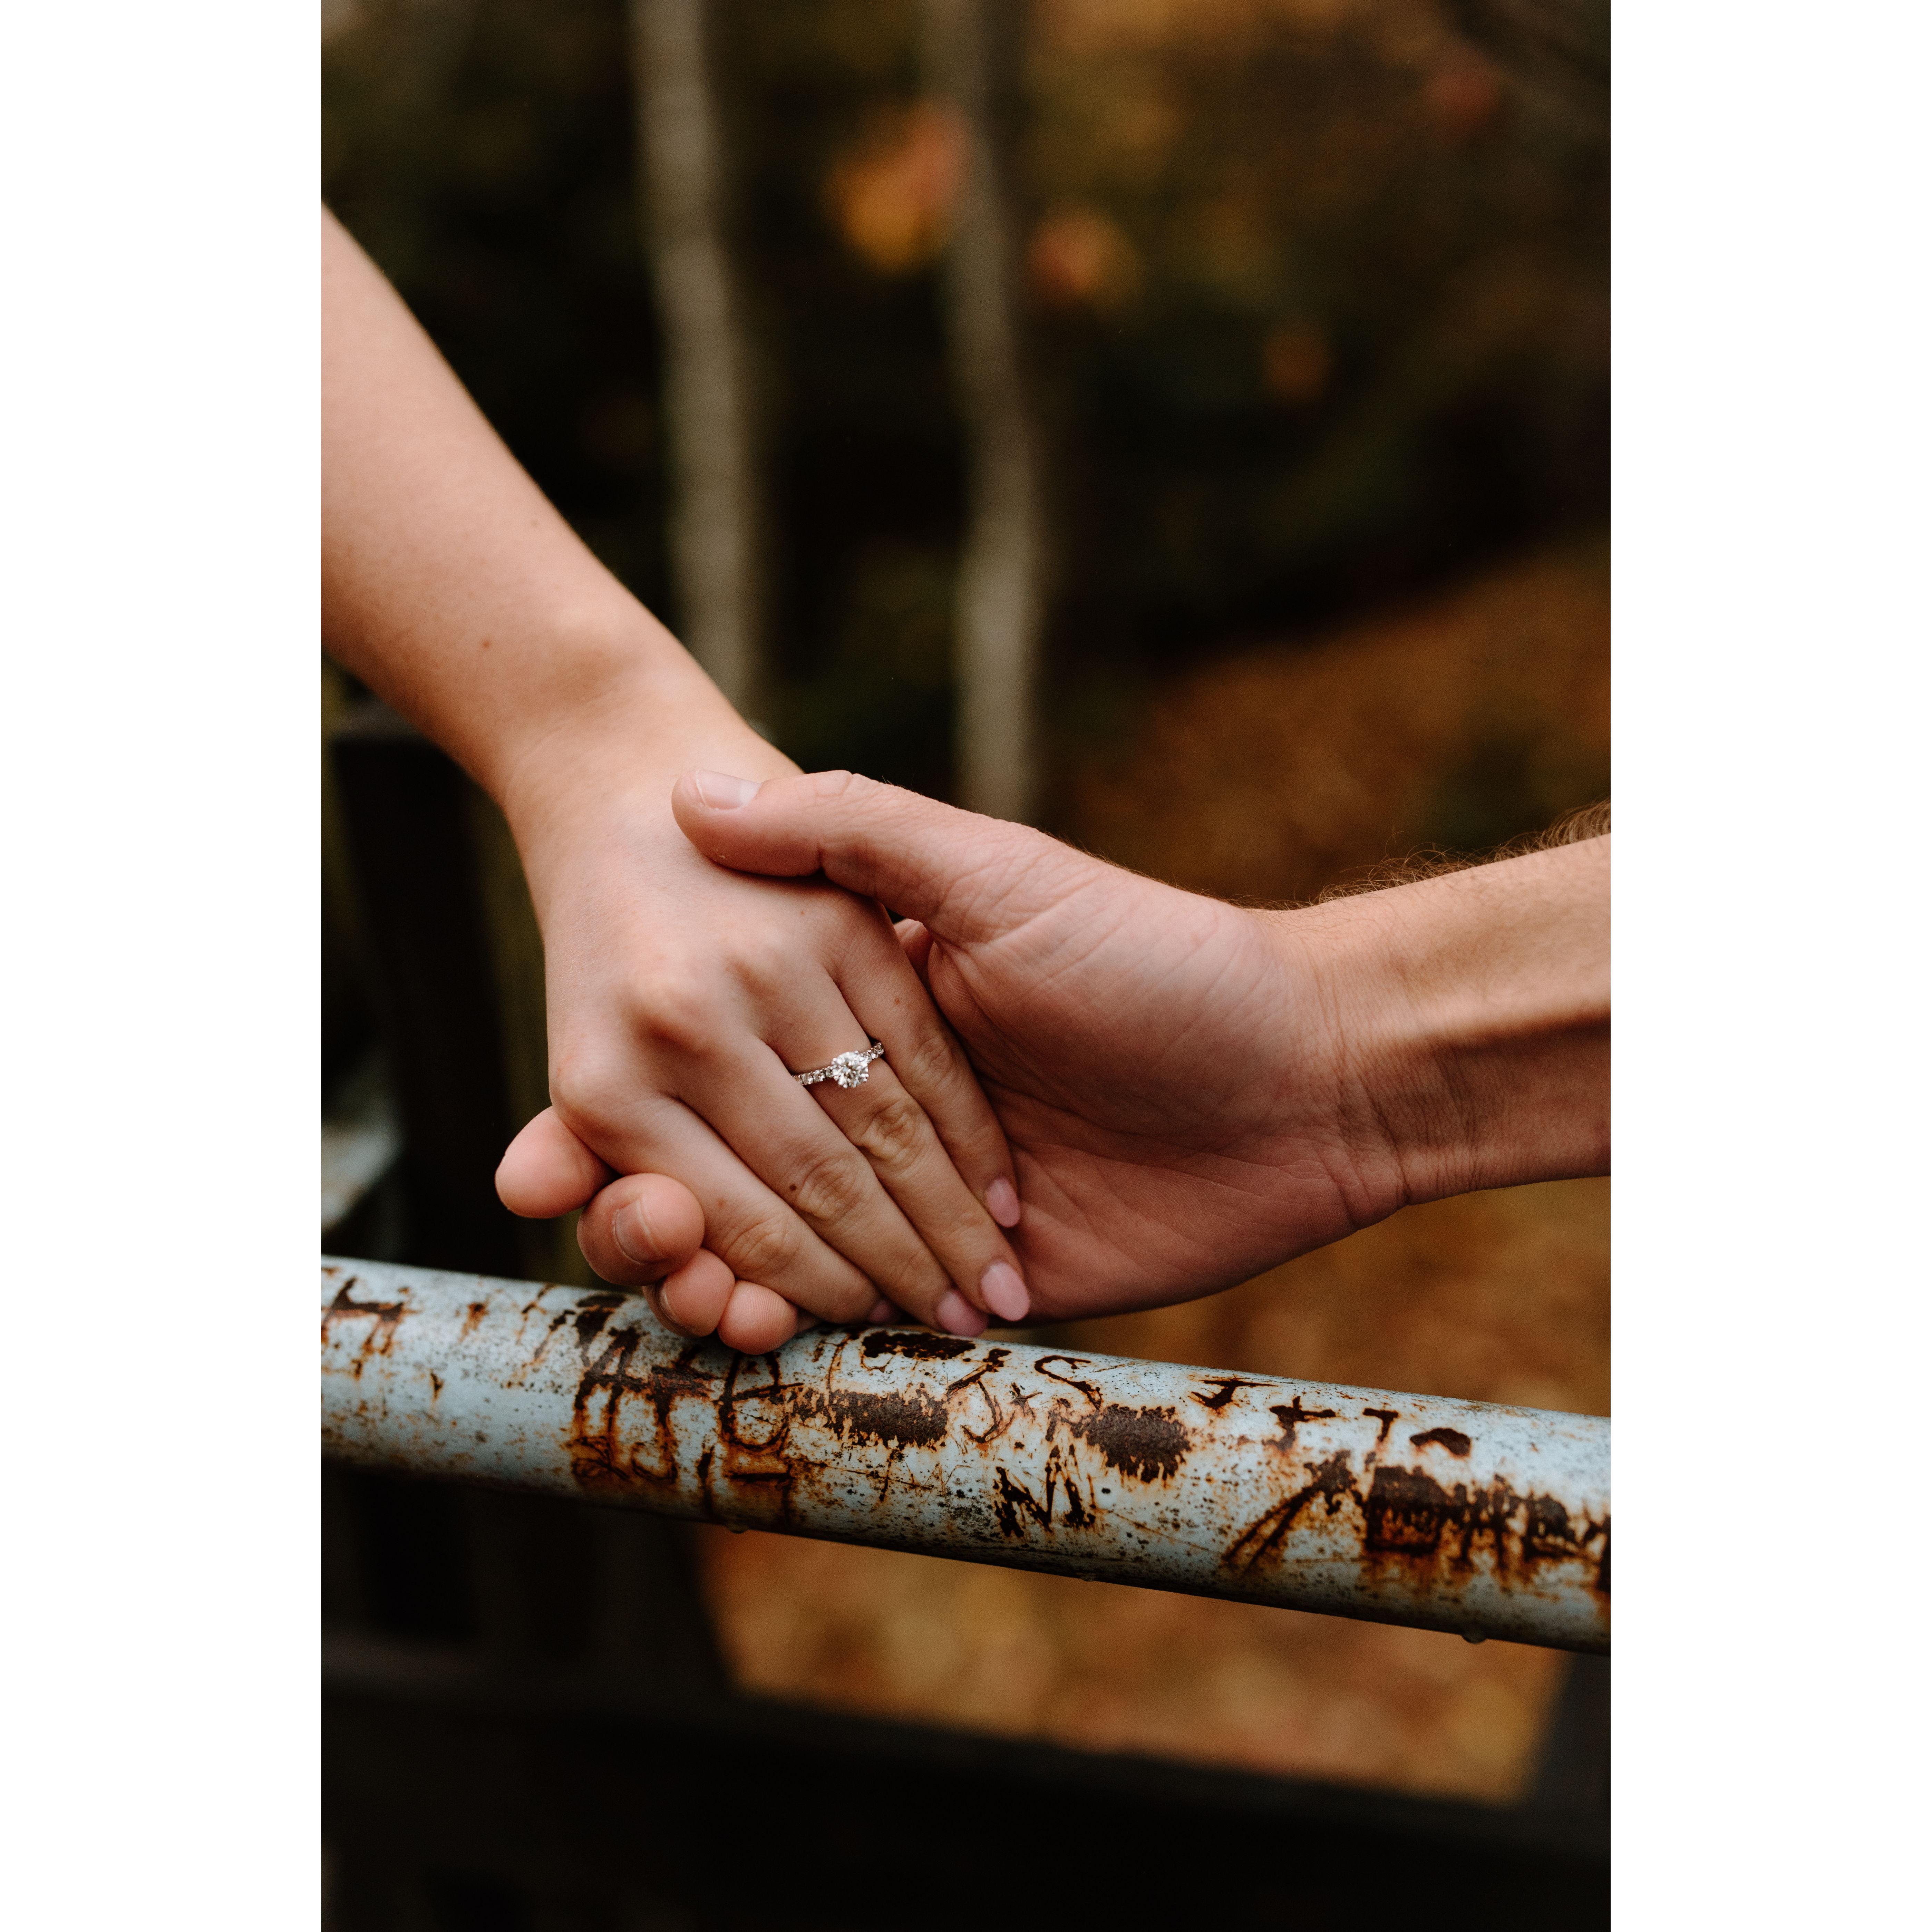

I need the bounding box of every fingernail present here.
[648,1287,692,1337]
[985,1177,1021,1228]
[611,1203,648,1266]
[867,1298,895,1324]
[934,1290,987,1338]
[979,1262,1029,1324]
[692,769,760,809]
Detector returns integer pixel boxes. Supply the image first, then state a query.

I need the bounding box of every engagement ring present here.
[790,1040,887,1090]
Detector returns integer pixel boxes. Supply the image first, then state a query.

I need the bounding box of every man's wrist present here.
[1264,839,1610,1209]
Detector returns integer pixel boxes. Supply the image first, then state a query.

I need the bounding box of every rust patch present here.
[573,1296,625,1348]
[994,1467,1051,1536]
[1365,1466,1463,1552]
[567,1328,721,1497]
[1033,1355,1103,1406]
[1361,1465,1611,1596]
[1270,1395,1338,1450]
[459,1301,489,1340]
[1360,1406,1401,1447]
[1225,1449,1361,1575]
[1525,1491,1583,1556]
[321,1279,404,1378]
[817,1386,948,1450]
[941,1353,1012,1443]
[719,1352,795,1451]
[524,1292,628,1377]
[1069,1403,1190,1483]
[1525,1493,1612,1592]
[959,1347,1010,1375]
[992,1445,1089,1537]
[1223,1427,1610,1602]
[1191,1376,1275,1411]
[861,1331,976,1362]
[1061,1465,1092,1528]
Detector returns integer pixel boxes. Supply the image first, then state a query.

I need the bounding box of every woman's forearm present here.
[320,207,784,826]
[322,207,1031,1347]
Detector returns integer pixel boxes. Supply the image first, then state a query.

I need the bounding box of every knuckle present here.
[548,1049,624,1135]
[734,945,792,1000]
[785,1146,874,1228]
[894,1027,962,1096]
[718,1211,802,1287]
[822,1277,880,1324]
[633,981,714,1058]
[853,1091,930,1171]
[872,1248,948,1305]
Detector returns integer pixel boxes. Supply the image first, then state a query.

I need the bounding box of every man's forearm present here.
[1271,836,1610,1207]
[320,208,780,827]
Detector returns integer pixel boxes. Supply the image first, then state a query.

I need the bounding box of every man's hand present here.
[504,770,1608,1324]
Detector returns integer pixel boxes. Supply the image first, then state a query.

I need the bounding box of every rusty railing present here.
[322,1258,1609,1653]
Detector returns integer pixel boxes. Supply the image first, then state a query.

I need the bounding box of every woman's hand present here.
[496,1106,906,1353]
[494,735,1029,1347]
[320,208,1025,1346]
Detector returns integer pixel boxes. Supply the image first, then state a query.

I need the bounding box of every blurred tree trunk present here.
[629,0,763,719]
[921,0,1046,822]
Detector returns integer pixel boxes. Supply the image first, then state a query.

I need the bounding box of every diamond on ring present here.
[790,1039,887,1091]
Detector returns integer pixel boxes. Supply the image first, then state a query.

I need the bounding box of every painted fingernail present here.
[692,769,760,808]
[934,1290,988,1338]
[979,1262,1029,1324]
[985,1177,1021,1228]
[867,1298,895,1324]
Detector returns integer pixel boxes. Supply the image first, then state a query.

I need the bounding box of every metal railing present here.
[323,1257,1609,1654]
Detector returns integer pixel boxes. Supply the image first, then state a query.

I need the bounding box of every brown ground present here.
[698,540,1610,1803]
[1073,533,1609,903]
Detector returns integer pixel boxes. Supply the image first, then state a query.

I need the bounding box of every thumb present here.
[672,768,1056,942]
[894,917,934,985]
[497,1106,612,1218]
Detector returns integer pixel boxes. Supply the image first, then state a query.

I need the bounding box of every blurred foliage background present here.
[324,0,1608,1812]
[323,0,1604,811]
